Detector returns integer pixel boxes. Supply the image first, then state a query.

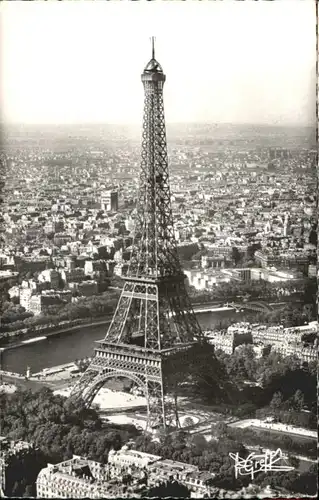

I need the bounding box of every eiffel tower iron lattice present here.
[70,39,212,432]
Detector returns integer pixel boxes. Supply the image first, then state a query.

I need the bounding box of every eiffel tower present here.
[70,39,212,432]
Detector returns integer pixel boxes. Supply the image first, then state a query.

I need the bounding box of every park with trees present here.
[171,342,317,433]
[0,387,140,496]
[211,346,317,424]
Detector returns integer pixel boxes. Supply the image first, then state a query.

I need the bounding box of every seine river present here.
[1,309,245,375]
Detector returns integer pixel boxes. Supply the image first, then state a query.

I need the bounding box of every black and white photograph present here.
[0,1,317,498]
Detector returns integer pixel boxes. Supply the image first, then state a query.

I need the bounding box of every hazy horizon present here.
[1,1,316,127]
[1,122,315,129]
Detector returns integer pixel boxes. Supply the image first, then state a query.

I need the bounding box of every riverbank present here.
[0,362,84,390]
[0,303,235,351]
[0,316,113,351]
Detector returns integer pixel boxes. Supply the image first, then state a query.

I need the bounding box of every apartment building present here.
[36,446,216,498]
[36,456,110,499]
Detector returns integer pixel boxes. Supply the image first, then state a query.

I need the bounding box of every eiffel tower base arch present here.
[70,340,214,432]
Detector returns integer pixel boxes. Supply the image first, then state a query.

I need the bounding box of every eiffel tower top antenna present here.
[151,36,155,59]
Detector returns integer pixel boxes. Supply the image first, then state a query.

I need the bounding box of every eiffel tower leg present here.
[145,377,166,431]
[145,369,183,432]
[70,368,100,407]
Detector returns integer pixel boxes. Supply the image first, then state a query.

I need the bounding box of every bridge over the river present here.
[230,301,274,313]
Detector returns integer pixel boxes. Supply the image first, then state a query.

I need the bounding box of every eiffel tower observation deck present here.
[70,39,213,432]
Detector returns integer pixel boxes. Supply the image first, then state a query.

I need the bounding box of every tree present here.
[11,481,21,497]
[233,403,258,418]
[288,455,300,469]
[269,391,283,410]
[292,389,305,411]
[189,434,207,452]
[145,480,190,498]
[296,463,318,496]
[23,484,34,497]
[183,416,194,428]
[212,421,228,439]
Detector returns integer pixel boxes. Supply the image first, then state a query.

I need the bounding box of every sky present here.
[0,1,316,126]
